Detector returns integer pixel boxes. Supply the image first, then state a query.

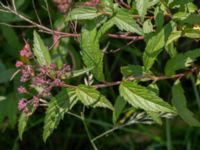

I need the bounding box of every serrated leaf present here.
[136,0,149,21]
[113,9,143,35]
[81,21,104,81]
[119,81,176,113]
[112,96,127,123]
[97,19,114,40]
[33,31,51,66]
[76,85,114,110]
[172,80,200,126]
[18,113,29,140]
[43,88,78,142]
[165,48,200,75]
[66,7,100,21]
[143,22,174,70]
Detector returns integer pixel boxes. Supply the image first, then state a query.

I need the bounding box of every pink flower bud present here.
[18,99,27,110]
[24,42,31,51]
[15,61,24,68]
[18,86,27,94]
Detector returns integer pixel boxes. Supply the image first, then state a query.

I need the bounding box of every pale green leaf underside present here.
[43,88,78,142]
[119,81,176,113]
[76,85,114,110]
[33,31,51,66]
[172,80,200,126]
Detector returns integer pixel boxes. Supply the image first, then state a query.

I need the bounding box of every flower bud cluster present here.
[16,42,71,115]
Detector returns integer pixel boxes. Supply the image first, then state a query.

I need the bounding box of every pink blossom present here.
[17,86,27,94]
[19,42,32,58]
[15,61,24,68]
[54,78,63,86]
[18,99,27,110]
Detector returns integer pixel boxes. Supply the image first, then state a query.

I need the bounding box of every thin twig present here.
[32,0,42,25]
[0,22,36,28]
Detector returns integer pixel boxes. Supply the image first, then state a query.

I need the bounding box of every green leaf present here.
[0,68,16,84]
[136,0,149,21]
[62,67,93,79]
[169,0,192,8]
[18,113,29,140]
[76,85,114,110]
[119,81,176,113]
[66,7,100,21]
[33,31,51,66]
[183,29,200,39]
[113,9,143,35]
[112,96,127,123]
[166,31,182,46]
[97,19,114,40]
[143,22,174,70]
[121,65,145,77]
[143,19,153,34]
[172,80,200,126]
[165,48,200,75]
[165,43,177,58]
[147,111,162,125]
[43,88,78,142]
[154,6,164,31]
[173,12,200,25]
[81,21,104,81]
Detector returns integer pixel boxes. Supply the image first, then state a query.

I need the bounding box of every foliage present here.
[0,0,200,149]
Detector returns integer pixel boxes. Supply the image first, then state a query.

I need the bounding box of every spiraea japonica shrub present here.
[1,0,200,149]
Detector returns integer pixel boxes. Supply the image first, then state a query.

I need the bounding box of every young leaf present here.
[112,96,127,123]
[113,9,143,35]
[165,48,200,75]
[43,88,78,142]
[81,21,104,81]
[66,7,100,21]
[136,0,149,21]
[18,113,29,140]
[172,80,200,127]
[76,85,114,110]
[119,81,176,113]
[143,22,174,71]
[33,31,51,66]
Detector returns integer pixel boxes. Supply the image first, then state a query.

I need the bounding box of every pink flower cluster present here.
[19,42,32,58]
[16,42,71,115]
